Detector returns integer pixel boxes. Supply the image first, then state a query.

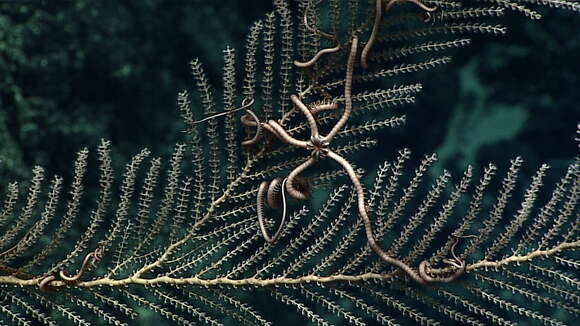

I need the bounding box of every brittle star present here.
[191,26,465,284]
[263,35,436,284]
[418,235,477,283]
[38,247,103,291]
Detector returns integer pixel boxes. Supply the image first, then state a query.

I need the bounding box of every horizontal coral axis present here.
[1,240,577,289]
[467,240,580,271]
[0,272,399,289]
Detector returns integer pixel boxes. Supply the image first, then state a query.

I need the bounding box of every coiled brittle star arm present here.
[38,275,56,292]
[59,248,103,283]
[286,157,317,201]
[239,98,263,147]
[37,247,104,291]
[257,178,289,243]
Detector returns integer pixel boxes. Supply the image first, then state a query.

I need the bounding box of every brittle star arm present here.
[241,110,281,140]
[241,108,263,147]
[327,150,427,284]
[257,178,289,243]
[310,101,338,115]
[38,275,56,291]
[294,41,341,69]
[267,120,310,149]
[291,94,320,138]
[59,248,102,282]
[294,0,341,68]
[385,0,437,23]
[418,260,465,283]
[361,0,383,70]
[385,0,438,13]
[417,234,477,282]
[362,0,437,69]
[193,97,254,125]
[303,0,335,40]
[286,157,317,201]
[323,34,358,143]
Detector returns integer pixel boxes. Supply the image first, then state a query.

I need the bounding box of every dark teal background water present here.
[0,0,578,325]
